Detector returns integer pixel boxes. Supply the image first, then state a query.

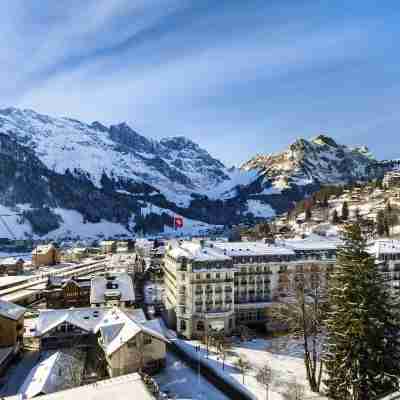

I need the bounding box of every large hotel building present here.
[164,236,338,338]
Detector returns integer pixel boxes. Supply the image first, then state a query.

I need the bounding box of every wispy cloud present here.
[1,1,399,164]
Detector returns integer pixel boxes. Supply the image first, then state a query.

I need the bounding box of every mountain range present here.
[0,107,383,240]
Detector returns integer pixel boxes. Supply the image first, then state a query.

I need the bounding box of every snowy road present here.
[154,352,229,400]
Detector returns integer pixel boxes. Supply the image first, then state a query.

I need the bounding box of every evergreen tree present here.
[324,224,400,400]
[341,201,349,220]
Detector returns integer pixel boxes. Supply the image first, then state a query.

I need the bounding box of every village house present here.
[0,257,24,275]
[90,273,135,308]
[116,239,135,253]
[100,240,117,254]
[383,170,400,189]
[61,247,90,263]
[0,299,26,349]
[44,277,91,309]
[32,244,61,267]
[32,307,167,378]
[98,308,167,377]
[0,300,26,374]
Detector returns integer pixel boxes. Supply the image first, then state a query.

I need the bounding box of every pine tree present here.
[324,223,400,400]
[341,201,349,220]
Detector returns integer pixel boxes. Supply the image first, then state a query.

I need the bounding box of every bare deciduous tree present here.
[234,356,251,384]
[256,363,273,400]
[282,380,305,400]
[272,284,326,392]
[217,337,232,370]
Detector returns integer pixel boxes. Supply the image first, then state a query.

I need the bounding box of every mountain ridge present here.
[0,107,385,239]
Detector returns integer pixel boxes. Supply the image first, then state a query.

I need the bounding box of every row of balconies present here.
[236,279,270,284]
[235,296,271,304]
[194,287,233,295]
[235,270,272,276]
[190,278,233,284]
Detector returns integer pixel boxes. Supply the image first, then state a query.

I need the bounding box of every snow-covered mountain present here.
[242,135,376,191]
[0,107,234,207]
[0,109,382,240]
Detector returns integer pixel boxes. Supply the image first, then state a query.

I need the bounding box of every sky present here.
[1,0,400,166]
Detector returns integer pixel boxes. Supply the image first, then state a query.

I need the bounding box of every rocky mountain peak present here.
[242,134,378,190]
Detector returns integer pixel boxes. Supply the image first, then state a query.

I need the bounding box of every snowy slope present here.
[0,108,229,196]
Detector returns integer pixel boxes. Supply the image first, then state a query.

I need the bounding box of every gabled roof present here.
[0,299,26,321]
[35,307,168,356]
[32,244,56,255]
[96,308,168,356]
[35,308,106,336]
[19,351,84,399]
[12,373,155,400]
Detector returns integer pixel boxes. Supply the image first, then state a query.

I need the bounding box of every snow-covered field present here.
[47,208,133,240]
[0,251,32,261]
[140,203,223,237]
[172,335,327,400]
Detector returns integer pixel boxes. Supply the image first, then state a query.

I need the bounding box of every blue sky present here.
[1,1,400,166]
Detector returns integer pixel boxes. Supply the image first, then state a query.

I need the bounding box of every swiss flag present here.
[174,216,184,229]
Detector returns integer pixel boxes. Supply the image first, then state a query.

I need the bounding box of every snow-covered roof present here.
[90,273,135,304]
[0,257,24,266]
[19,351,85,399]
[0,299,26,320]
[168,242,231,262]
[281,234,340,251]
[14,373,155,400]
[213,241,295,256]
[35,308,107,336]
[95,309,168,356]
[32,244,56,255]
[35,307,168,356]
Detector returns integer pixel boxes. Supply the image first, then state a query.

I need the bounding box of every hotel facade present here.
[164,237,338,338]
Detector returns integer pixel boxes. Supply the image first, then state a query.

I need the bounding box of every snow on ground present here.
[205,168,259,200]
[0,204,32,239]
[0,252,32,261]
[140,203,222,236]
[45,208,132,240]
[171,335,326,400]
[246,200,276,218]
[154,352,229,400]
